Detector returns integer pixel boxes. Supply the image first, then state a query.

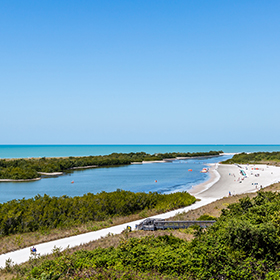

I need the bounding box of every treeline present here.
[0,190,196,236]
[21,191,280,279]
[0,151,222,180]
[223,151,280,164]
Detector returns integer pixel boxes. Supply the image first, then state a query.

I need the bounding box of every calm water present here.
[1,145,280,203]
[1,145,280,159]
[0,155,232,203]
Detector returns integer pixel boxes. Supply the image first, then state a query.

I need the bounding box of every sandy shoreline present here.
[70,165,98,170]
[0,178,41,182]
[188,163,220,196]
[38,172,63,176]
[189,163,280,199]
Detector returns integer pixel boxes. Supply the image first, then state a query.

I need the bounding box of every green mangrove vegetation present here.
[223,151,280,164]
[0,190,196,237]
[8,191,280,279]
[0,151,222,180]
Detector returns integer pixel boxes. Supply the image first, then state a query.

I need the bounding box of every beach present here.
[190,163,280,199]
[188,163,220,196]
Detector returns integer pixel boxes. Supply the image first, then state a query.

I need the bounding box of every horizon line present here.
[1,144,280,146]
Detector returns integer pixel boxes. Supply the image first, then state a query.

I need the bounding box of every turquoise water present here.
[0,145,280,159]
[0,155,232,203]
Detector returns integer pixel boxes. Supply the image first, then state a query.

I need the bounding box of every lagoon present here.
[0,155,232,203]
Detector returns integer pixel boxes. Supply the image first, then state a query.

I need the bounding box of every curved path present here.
[0,198,216,268]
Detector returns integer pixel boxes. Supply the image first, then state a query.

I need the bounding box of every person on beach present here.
[229,191,231,196]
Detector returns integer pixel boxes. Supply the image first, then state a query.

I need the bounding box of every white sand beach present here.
[188,163,220,196]
[1,163,280,267]
[190,163,280,199]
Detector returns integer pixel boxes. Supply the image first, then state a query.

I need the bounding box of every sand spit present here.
[0,178,41,182]
[38,172,63,176]
[70,165,98,170]
[142,160,168,163]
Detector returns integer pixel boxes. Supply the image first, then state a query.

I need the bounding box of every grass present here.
[0,229,194,280]
[0,207,171,255]
[170,182,280,221]
[1,182,280,255]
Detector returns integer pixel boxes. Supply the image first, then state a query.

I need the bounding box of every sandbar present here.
[38,172,63,176]
[70,165,97,170]
[0,178,41,182]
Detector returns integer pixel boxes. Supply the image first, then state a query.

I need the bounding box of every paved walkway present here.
[0,197,217,268]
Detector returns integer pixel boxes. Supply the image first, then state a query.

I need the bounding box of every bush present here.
[19,191,280,280]
[0,191,196,236]
[0,151,222,180]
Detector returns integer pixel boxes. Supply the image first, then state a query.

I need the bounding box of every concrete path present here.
[0,198,216,268]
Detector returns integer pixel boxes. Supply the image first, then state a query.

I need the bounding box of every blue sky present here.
[1,0,279,144]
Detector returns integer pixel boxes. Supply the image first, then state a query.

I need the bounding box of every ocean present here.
[0,145,279,203]
[0,144,280,159]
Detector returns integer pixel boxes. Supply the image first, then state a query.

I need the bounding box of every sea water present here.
[1,145,280,159]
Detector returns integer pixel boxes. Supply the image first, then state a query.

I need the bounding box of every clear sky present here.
[1,0,279,144]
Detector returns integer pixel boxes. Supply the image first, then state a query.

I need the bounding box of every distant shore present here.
[0,166,99,182]
[133,154,223,165]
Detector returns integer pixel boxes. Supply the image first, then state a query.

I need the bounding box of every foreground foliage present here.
[223,151,280,164]
[0,151,221,179]
[10,191,280,279]
[0,190,196,237]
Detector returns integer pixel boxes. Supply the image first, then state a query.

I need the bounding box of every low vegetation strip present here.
[0,151,221,180]
[222,151,280,164]
[0,190,196,237]
[5,190,280,280]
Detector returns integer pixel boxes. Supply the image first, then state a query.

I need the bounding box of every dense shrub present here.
[223,151,280,164]
[0,151,222,180]
[21,191,280,280]
[0,190,196,236]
